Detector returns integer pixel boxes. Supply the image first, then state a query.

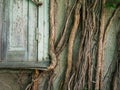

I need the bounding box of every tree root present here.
[95,0,106,90]
[63,1,81,89]
[55,0,77,55]
[47,0,57,71]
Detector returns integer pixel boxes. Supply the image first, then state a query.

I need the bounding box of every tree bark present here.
[25,0,120,90]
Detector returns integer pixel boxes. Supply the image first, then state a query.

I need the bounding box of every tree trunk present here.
[26,0,120,90]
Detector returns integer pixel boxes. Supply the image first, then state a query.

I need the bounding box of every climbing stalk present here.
[47,0,57,70]
[95,0,106,89]
[55,0,77,54]
[64,0,81,89]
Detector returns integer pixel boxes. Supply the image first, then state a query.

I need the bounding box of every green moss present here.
[106,3,116,10]
[105,0,120,10]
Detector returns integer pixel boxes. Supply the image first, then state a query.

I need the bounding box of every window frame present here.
[0,0,50,69]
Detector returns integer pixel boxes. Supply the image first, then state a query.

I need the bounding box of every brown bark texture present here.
[25,0,120,90]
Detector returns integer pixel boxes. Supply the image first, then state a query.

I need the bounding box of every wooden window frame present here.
[0,0,50,70]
